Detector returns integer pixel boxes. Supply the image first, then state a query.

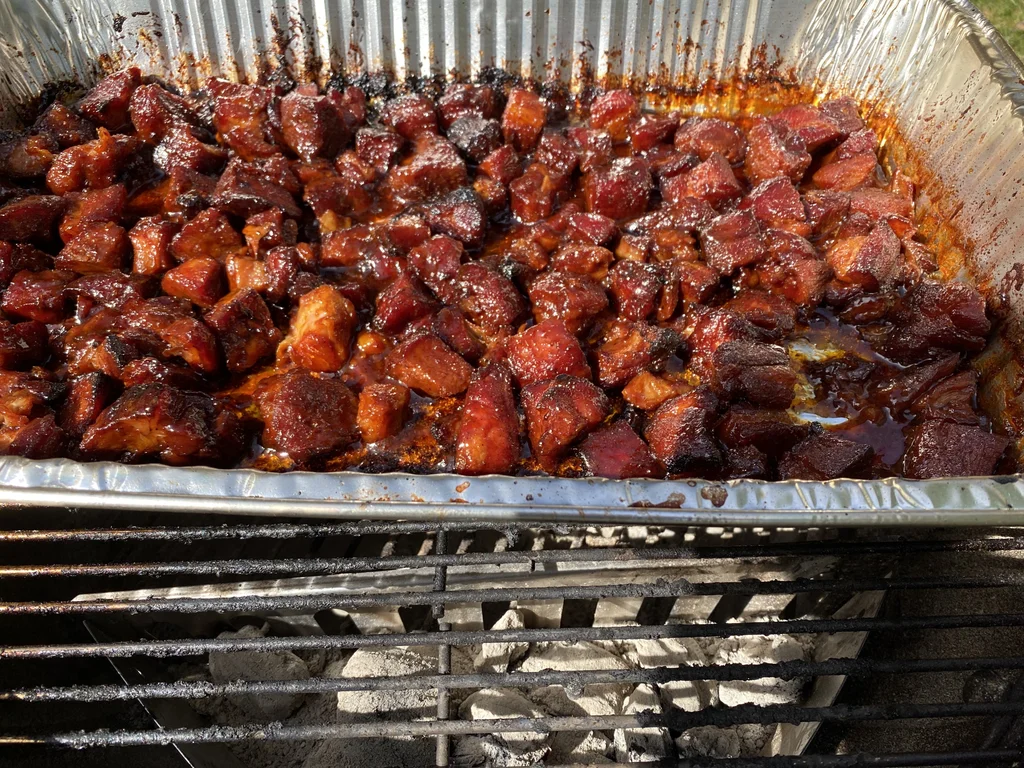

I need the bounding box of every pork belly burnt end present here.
[255,370,358,463]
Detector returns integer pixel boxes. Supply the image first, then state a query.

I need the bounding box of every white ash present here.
[676,724,773,758]
[457,688,550,765]
[548,730,615,765]
[714,634,808,708]
[614,683,670,763]
[475,609,529,673]
[519,640,632,715]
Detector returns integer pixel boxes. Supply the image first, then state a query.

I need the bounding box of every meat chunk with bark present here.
[76,69,141,130]
[594,322,680,389]
[827,220,902,292]
[0,134,56,180]
[699,210,766,275]
[385,334,472,397]
[34,102,96,148]
[744,118,811,185]
[757,230,831,307]
[383,134,467,204]
[629,114,679,153]
[770,105,843,152]
[510,163,563,223]
[0,320,47,369]
[47,129,137,195]
[643,388,721,473]
[903,421,1009,479]
[8,414,67,459]
[170,209,246,262]
[578,420,660,479]
[566,212,617,247]
[67,272,153,318]
[280,89,350,162]
[583,157,651,220]
[421,188,487,247]
[664,153,742,210]
[210,157,302,218]
[716,406,807,455]
[432,307,485,363]
[521,375,609,470]
[607,260,663,321]
[357,381,411,444]
[722,290,797,339]
[210,80,276,160]
[528,271,609,335]
[374,273,437,334]
[588,90,638,141]
[60,184,127,243]
[121,297,220,374]
[909,370,980,425]
[738,177,810,237]
[455,263,526,333]
[355,126,404,176]
[674,118,747,164]
[161,257,225,308]
[478,144,521,185]
[255,370,358,463]
[0,195,65,243]
[381,94,438,140]
[60,372,117,437]
[81,383,239,465]
[502,89,546,153]
[778,431,874,480]
[447,116,502,162]
[279,284,356,372]
[621,371,690,410]
[551,244,614,280]
[873,352,960,414]
[129,83,203,143]
[455,362,520,475]
[877,281,991,364]
[702,339,797,408]
[204,289,280,372]
[506,319,591,386]
[54,223,129,274]
[152,125,227,175]
[821,97,865,135]
[2,269,72,323]
[408,235,464,304]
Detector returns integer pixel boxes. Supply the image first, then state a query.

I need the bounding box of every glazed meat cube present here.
[263,246,300,304]
[521,375,609,470]
[510,163,562,223]
[408,235,464,304]
[699,210,767,275]
[0,134,56,180]
[437,84,502,129]
[447,116,502,162]
[280,90,349,162]
[744,118,811,185]
[588,90,639,141]
[59,372,116,437]
[621,370,691,410]
[161,257,225,309]
[724,444,768,479]
[243,208,299,257]
[34,102,97,148]
[9,414,67,459]
[153,125,227,176]
[120,357,202,389]
[903,421,1010,478]
[170,209,246,262]
[421,188,487,247]
[909,370,980,425]
[81,383,235,465]
[567,126,614,174]
[326,85,367,132]
[676,260,721,304]
[60,184,126,243]
[535,130,579,178]
[528,271,609,335]
[804,190,852,238]
[302,157,375,218]
[849,188,913,221]
[455,263,526,333]
[551,244,614,280]
[385,333,472,397]
[607,260,662,321]
[210,157,302,218]
[594,322,680,389]
[382,214,430,254]
[778,431,874,480]
[674,118,747,164]
[67,272,153,317]
[578,420,660,479]
[874,352,960,414]
[629,114,679,153]
[812,151,877,191]
[76,69,141,130]
[383,134,467,204]
[506,319,591,387]
[704,339,797,408]
[2,269,72,323]
[255,370,358,463]
[354,126,405,176]
[738,177,810,237]
[478,144,522,185]
[716,406,807,455]
[723,290,797,339]
[279,284,356,372]
[455,362,520,475]
[65,327,139,379]
[757,230,831,307]
[129,83,202,143]
[119,297,219,374]
[643,388,721,473]
[473,175,507,213]
[432,307,485,363]
[0,195,65,243]
[54,223,129,274]
[130,216,178,277]
[224,255,269,294]
[770,105,843,152]
[211,80,276,160]
[374,273,437,333]
[665,153,742,210]
[878,280,990,363]
[502,88,546,153]
[357,381,411,444]
[204,289,280,372]
[0,320,47,369]
[583,157,651,220]
[820,97,865,135]
[566,212,617,247]
[381,94,438,140]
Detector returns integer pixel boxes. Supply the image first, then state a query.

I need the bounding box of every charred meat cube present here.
[279,284,356,372]
[300,155,375,218]
[704,339,797,408]
[432,307,485,363]
[120,356,202,389]
[510,163,562,224]
[357,381,411,444]
[722,289,797,339]
[621,370,691,411]
[674,118,747,164]
[506,319,591,387]
[67,272,153,318]
[902,420,1010,478]
[804,190,852,238]
[521,375,609,470]
[594,321,680,389]
[128,83,203,143]
[210,157,302,218]
[119,297,219,374]
[447,116,502,162]
[757,229,832,307]
[455,362,520,475]
[0,320,47,369]
[383,134,467,204]
[583,157,651,220]
[0,134,56,180]
[628,113,679,153]
[643,388,721,473]
[820,97,865,135]
[738,177,810,238]
[744,118,811,185]
[76,69,141,130]
[65,327,139,379]
[354,126,405,177]
[567,126,614,174]
[81,383,237,465]
[666,153,742,210]
[551,244,614,280]
[0,244,51,291]
[473,175,507,213]
[770,105,843,152]
[34,102,97,148]
[607,260,663,321]
[909,370,980,425]
[46,129,137,195]
[724,444,769,479]
[280,89,350,162]
[2,269,72,323]
[152,124,227,176]
[455,262,526,333]
[161,257,225,308]
[528,271,609,335]
[578,420,660,479]
[421,188,487,247]
[566,212,617,247]
[204,289,280,372]
[224,255,269,294]
[535,130,579,178]
[877,280,991,364]
[478,144,522,185]
[384,333,472,397]
[8,414,67,459]
[255,370,359,463]
[812,151,878,191]
[699,210,767,276]
[872,352,960,415]
[778,431,874,480]
[437,83,502,130]
[588,89,639,141]
[326,85,367,132]
[243,208,298,257]
[59,372,117,437]
[408,235,464,304]
[0,195,65,243]
[170,209,246,262]
[374,273,438,334]
[383,214,431,254]
[502,88,546,153]
[54,223,129,274]
[210,80,276,160]
[381,94,438,140]
[263,246,301,304]
[676,260,721,304]
[60,184,127,243]
[716,405,807,455]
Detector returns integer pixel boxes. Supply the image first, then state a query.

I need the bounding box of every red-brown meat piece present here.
[280,285,356,372]
[909,370,980,425]
[374,273,438,334]
[60,372,117,437]
[455,263,526,333]
[255,370,358,463]
[381,94,438,140]
[583,158,651,220]
[757,230,832,307]
[738,178,810,237]
[606,260,663,321]
[8,414,67,459]
[54,223,129,274]
[60,185,127,243]
[674,118,747,164]
[778,432,874,480]
[827,220,902,292]
[421,188,487,247]
[455,362,520,475]
[666,153,742,210]
[408,235,464,304]
[699,210,766,276]
[874,352,960,414]
[902,421,1009,479]
[432,307,485,363]
[357,381,411,444]
[204,289,280,372]
[643,388,721,473]
[528,271,609,335]
[589,90,639,141]
[878,281,991,364]
[76,69,141,130]
[0,195,65,242]
[521,375,609,470]
[385,334,472,397]
[280,90,350,162]
[161,257,225,309]
[770,105,843,152]
[2,270,72,323]
[744,118,811,185]
[437,83,502,129]
[383,134,467,204]
[502,89,546,153]
[170,209,246,262]
[578,420,661,479]
[629,114,679,153]
[716,406,807,455]
[551,244,614,280]
[594,322,680,389]
[506,319,591,387]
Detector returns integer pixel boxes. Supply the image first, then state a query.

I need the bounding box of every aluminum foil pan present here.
[0,0,1023,525]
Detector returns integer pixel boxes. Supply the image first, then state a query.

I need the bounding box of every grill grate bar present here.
[555,754,1021,767]
[7,613,1024,659]
[6,656,1024,703]
[9,701,1024,747]
[432,528,451,768]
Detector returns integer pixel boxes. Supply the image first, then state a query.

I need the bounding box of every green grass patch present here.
[974,0,1024,57]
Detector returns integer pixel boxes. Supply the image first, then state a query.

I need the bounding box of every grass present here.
[974,0,1024,57]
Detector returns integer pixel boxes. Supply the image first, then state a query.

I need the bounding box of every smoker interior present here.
[0,514,1022,766]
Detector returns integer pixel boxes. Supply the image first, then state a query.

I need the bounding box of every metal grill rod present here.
[6,613,1024,660]
[6,656,1024,703]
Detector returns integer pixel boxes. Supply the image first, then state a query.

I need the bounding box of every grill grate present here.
[0,512,1022,767]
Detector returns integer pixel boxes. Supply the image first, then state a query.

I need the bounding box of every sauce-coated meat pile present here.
[0,69,1009,479]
